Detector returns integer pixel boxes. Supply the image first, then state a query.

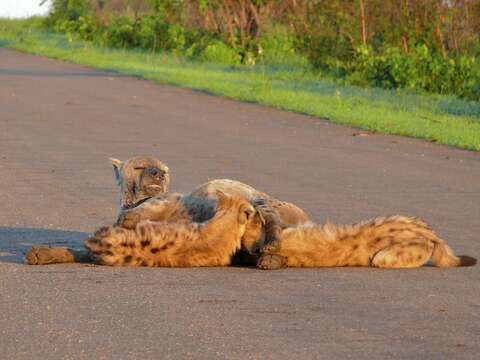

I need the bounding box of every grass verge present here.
[1,19,480,151]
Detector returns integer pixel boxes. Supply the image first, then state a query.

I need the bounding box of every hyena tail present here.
[431,240,476,267]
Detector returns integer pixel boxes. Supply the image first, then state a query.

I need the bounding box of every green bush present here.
[53,15,97,41]
[135,16,186,52]
[47,0,93,26]
[199,40,241,66]
[346,46,396,88]
[258,26,310,69]
[102,16,136,48]
[135,15,158,50]
[347,45,480,101]
[158,23,186,52]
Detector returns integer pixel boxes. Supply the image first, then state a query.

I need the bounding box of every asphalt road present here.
[1,48,479,360]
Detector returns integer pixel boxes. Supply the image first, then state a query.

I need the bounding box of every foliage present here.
[348,45,480,100]
[36,0,480,100]
[200,40,241,66]
[101,15,136,48]
[258,25,310,69]
[46,0,93,26]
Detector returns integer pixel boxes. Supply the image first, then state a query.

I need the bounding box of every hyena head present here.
[241,210,265,253]
[215,191,264,253]
[110,156,171,209]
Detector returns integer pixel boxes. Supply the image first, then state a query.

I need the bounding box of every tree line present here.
[46,0,480,100]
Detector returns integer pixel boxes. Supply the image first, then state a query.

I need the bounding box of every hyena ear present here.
[238,203,256,225]
[109,158,123,185]
[215,190,229,204]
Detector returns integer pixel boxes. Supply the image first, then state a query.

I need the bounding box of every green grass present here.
[1,19,480,151]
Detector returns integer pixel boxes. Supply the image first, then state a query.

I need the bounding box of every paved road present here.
[0,48,479,359]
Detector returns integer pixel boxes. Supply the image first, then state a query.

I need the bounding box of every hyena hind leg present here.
[25,247,93,265]
[370,242,434,269]
[85,226,132,266]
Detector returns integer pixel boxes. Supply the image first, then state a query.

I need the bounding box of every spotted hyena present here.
[26,157,309,266]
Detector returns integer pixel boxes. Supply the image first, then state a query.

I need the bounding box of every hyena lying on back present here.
[26,156,308,266]
[85,191,256,267]
[109,157,308,259]
[257,216,477,269]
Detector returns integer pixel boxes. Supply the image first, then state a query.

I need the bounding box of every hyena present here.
[25,157,308,266]
[257,215,477,269]
[84,191,257,267]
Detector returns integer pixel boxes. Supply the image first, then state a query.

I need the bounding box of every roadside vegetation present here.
[0,0,479,151]
[41,0,480,101]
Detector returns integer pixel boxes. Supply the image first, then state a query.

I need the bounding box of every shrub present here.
[347,45,480,101]
[47,0,93,25]
[200,40,241,66]
[157,23,186,52]
[258,26,310,69]
[102,15,136,48]
[135,15,158,50]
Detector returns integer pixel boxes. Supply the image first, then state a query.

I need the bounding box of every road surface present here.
[0,48,479,359]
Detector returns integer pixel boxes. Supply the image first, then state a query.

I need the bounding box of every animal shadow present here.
[0,227,88,264]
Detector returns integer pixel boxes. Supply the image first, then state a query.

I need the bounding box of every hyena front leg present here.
[370,241,434,268]
[252,199,292,269]
[116,197,176,229]
[256,254,288,270]
[253,198,309,254]
[252,198,283,253]
[253,198,310,270]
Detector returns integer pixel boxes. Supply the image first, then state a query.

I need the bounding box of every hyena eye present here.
[149,168,159,176]
[147,167,164,178]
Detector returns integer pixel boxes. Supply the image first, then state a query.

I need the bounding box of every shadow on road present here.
[0,227,88,264]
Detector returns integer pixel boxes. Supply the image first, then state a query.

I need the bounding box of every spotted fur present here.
[257,216,476,269]
[85,192,257,267]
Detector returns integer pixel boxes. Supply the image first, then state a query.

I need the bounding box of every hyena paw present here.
[259,240,280,255]
[256,254,287,270]
[25,246,75,265]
